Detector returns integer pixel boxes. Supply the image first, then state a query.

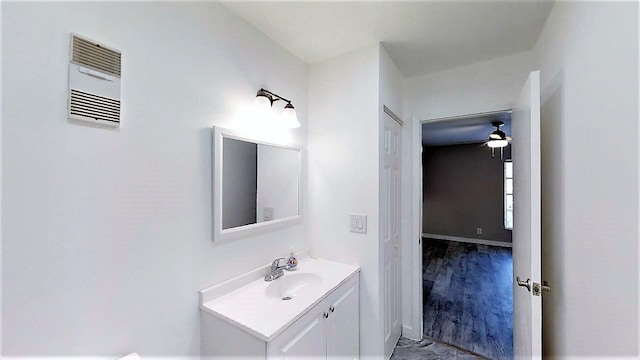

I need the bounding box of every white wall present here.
[402,2,639,356]
[0,2,3,355]
[404,51,534,121]
[307,44,404,358]
[307,45,383,358]
[532,2,639,357]
[401,50,534,338]
[379,46,404,117]
[1,2,308,357]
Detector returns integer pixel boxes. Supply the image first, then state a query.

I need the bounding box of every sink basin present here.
[265,273,323,300]
[201,257,360,341]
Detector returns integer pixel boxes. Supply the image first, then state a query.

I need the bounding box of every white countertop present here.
[200,257,360,342]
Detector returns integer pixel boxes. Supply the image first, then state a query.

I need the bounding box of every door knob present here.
[329,306,335,313]
[323,312,329,319]
[516,276,531,292]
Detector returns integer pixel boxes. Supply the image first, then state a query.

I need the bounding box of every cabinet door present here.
[326,276,360,360]
[267,304,328,360]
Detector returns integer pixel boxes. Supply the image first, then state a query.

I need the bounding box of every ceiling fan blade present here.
[506,136,512,141]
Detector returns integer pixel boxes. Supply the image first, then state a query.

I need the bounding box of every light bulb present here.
[487,139,508,148]
[254,94,272,112]
[281,103,301,128]
[253,94,275,127]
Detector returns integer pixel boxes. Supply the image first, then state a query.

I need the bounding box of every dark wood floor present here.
[423,239,513,360]
[391,337,483,360]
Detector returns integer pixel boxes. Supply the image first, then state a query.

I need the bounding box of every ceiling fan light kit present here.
[486,121,511,159]
[488,139,509,148]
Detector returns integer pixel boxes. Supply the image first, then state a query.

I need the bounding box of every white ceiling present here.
[223,1,554,77]
[422,111,511,146]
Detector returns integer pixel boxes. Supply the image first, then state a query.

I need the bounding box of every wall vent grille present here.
[69,89,121,124]
[71,35,121,77]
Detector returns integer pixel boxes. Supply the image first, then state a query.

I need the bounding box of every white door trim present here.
[403,115,423,340]
[384,105,403,126]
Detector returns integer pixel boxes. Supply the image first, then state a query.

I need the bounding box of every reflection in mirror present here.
[222,138,257,229]
[256,144,300,224]
[221,137,300,231]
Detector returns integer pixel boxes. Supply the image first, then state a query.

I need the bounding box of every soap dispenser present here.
[286,251,298,271]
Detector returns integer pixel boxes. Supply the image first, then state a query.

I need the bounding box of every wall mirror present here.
[212,126,301,242]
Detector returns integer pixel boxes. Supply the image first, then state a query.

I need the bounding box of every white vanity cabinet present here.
[325,275,359,359]
[267,275,359,360]
[200,259,360,360]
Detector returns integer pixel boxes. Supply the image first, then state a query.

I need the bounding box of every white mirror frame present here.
[212,126,302,243]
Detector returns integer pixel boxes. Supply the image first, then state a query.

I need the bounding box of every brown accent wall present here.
[422,143,512,243]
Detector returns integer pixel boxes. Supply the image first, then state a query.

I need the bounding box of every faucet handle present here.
[271,257,286,270]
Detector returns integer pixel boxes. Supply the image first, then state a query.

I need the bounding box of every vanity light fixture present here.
[255,88,301,128]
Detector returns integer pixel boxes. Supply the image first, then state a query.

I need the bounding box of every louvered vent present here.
[71,35,121,77]
[68,33,122,127]
[69,89,120,124]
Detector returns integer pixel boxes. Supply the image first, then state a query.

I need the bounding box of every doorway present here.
[420,110,514,359]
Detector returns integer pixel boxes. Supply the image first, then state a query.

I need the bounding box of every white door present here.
[326,276,360,360]
[382,111,402,359]
[267,304,327,360]
[512,70,542,359]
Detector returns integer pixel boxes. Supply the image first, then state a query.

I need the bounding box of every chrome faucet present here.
[264,257,287,282]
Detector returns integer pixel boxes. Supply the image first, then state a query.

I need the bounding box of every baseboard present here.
[402,325,421,341]
[422,233,512,248]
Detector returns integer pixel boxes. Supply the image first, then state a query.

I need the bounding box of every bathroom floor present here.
[422,239,513,360]
[390,337,485,360]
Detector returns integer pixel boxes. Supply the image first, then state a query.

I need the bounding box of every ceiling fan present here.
[483,121,511,158]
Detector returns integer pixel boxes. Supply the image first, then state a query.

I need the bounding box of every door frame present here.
[405,108,513,340]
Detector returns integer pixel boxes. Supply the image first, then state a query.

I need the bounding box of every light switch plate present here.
[350,214,367,234]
